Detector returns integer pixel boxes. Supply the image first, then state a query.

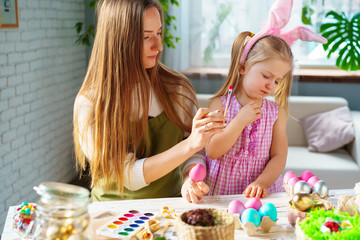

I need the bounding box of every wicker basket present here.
[176,208,234,240]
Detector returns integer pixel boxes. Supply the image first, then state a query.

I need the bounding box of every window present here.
[164,0,360,72]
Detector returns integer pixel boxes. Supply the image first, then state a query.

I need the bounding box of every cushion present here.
[300,106,355,152]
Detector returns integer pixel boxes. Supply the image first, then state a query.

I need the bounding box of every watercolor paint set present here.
[96,210,156,239]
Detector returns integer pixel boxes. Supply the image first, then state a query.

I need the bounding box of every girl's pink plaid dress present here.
[205,95,284,195]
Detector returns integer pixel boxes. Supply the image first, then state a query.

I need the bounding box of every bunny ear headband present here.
[240,0,327,65]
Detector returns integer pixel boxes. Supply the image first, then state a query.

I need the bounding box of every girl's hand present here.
[181,176,209,203]
[243,181,268,198]
[186,108,226,152]
[238,101,261,126]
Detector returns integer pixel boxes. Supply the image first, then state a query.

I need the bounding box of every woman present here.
[73,0,224,203]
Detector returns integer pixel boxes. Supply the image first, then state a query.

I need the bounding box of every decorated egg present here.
[287,176,300,187]
[307,176,321,187]
[300,170,314,182]
[240,208,261,227]
[245,197,262,211]
[189,164,206,182]
[227,200,246,215]
[293,180,311,194]
[259,203,277,222]
[283,171,297,184]
[313,180,328,198]
[291,193,313,211]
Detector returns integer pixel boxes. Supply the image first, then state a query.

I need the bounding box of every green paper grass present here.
[298,208,360,240]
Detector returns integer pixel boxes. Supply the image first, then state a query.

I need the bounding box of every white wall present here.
[0,0,86,233]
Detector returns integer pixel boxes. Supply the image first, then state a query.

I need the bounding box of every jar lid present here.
[34,182,90,199]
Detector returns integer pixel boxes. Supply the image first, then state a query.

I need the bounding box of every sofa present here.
[197,94,360,189]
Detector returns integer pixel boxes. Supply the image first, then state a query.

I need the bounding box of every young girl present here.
[73,0,224,203]
[205,0,327,198]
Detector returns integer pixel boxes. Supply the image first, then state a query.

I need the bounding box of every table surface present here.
[2,189,355,240]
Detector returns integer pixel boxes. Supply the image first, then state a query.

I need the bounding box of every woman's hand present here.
[243,180,269,198]
[186,108,226,152]
[181,176,209,203]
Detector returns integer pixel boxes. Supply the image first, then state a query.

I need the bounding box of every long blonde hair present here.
[73,0,196,194]
[215,32,293,112]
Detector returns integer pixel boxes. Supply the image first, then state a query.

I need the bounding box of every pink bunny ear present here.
[282,26,328,45]
[268,0,293,29]
[240,0,327,65]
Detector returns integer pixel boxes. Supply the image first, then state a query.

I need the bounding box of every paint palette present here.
[96,210,156,239]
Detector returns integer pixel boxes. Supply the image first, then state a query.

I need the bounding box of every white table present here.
[2,189,354,239]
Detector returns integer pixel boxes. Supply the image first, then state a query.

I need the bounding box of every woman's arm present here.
[243,106,288,198]
[205,97,261,159]
[143,108,225,183]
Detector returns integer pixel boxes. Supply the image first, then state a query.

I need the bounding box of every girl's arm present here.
[243,106,288,198]
[205,97,261,159]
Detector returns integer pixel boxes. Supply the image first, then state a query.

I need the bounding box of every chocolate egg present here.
[291,193,313,211]
[293,180,311,194]
[313,180,328,198]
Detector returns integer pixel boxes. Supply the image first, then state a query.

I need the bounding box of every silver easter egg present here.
[293,180,312,194]
[313,180,328,198]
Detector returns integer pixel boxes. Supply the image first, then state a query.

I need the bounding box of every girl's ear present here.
[239,67,245,75]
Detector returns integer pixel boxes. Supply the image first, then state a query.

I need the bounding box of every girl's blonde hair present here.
[73,0,196,194]
[215,32,294,113]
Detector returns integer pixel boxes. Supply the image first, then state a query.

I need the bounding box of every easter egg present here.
[300,171,314,182]
[291,193,313,211]
[293,180,311,194]
[307,176,321,187]
[245,197,262,211]
[313,180,328,198]
[240,208,261,226]
[287,176,300,187]
[283,171,297,184]
[227,200,246,215]
[189,164,206,182]
[259,203,277,221]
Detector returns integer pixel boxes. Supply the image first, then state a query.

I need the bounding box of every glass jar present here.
[26,182,92,240]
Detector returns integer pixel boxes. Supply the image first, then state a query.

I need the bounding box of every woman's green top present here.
[91,112,184,201]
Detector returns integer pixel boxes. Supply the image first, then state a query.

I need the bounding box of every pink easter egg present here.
[300,170,314,182]
[189,164,206,182]
[283,171,297,184]
[245,197,262,211]
[227,200,246,215]
[307,176,320,187]
[287,176,300,187]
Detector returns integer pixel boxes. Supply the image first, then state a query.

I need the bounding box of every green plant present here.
[320,11,360,71]
[203,3,232,64]
[75,0,180,48]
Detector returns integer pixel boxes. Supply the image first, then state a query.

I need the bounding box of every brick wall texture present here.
[0,0,86,233]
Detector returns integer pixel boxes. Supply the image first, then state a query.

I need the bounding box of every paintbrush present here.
[223,86,233,117]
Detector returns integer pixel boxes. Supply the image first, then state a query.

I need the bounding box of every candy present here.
[13,202,36,235]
